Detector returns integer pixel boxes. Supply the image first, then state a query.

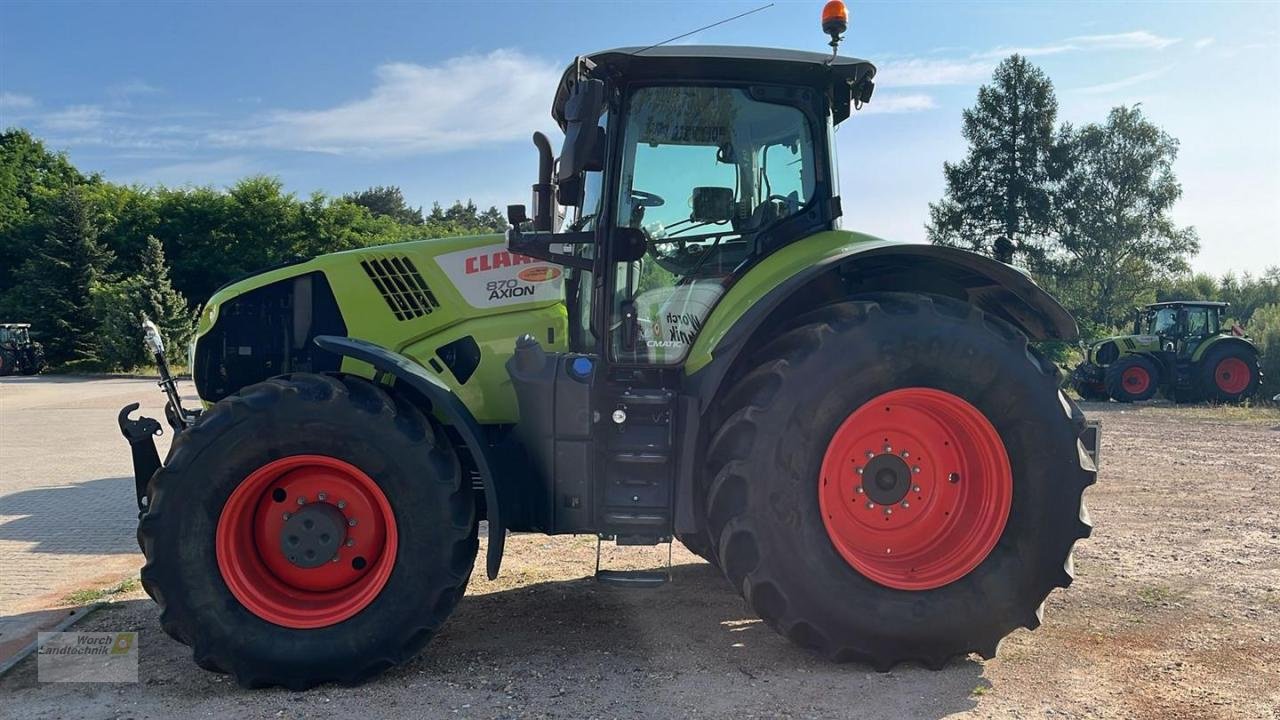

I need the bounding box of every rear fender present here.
[314,335,507,579]
[1192,335,1257,363]
[685,235,1078,411]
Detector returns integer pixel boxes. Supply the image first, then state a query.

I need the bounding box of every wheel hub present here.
[280,502,348,569]
[861,453,912,506]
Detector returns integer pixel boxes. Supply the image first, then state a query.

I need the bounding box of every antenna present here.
[633,3,775,55]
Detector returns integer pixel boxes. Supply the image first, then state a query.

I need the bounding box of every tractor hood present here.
[190,233,569,413]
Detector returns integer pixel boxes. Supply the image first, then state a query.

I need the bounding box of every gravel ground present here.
[2,399,1279,719]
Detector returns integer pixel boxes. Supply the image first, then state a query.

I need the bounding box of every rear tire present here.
[1104,356,1158,403]
[675,530,720,568]
[1198,345,1260,403]
[138,373,477,689]
[702,294,1095,669]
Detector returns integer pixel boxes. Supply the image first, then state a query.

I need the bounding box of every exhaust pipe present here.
[531,132,554,232]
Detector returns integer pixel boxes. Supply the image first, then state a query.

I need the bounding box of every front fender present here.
[314,335,506,580]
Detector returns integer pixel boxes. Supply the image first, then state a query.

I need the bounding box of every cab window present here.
[609,85,817,364]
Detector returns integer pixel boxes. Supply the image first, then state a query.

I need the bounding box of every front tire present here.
[702,294,1095,669]
[1104,356,1158,403]
[138,373,477,689]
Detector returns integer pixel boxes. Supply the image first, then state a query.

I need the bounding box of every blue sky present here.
[2,1,1277,275]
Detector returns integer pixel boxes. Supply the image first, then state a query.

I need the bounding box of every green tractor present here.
[119,19,1099,690]
[1070,301,1261,403]
[0,323,47,376]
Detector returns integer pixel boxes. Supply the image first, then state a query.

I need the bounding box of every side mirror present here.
[557,78,606,188]
[691,187,735,223]
[507,204,530,228]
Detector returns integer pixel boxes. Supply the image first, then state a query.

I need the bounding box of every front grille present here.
[361,255,439,321]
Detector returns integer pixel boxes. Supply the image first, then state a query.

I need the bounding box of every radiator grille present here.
[360,256,439,321]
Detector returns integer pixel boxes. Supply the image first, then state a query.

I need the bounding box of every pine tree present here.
[926,55,1059,270]
[17,187,113,365]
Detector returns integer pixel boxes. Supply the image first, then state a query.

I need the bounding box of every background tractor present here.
[0,323,47,376]
[119,9,1099,690]
[1071,301,1261,403]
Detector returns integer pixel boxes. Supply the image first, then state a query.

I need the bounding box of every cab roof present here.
[552,45,876,129]
[0,323,31,328]
[1143,301,1230,309]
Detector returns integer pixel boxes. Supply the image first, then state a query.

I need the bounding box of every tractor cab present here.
[510,46,875,366]
[1134,301,1229,354]
[504,46,876,558]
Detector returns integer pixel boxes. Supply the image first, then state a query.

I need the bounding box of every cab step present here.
[594,535,672,588]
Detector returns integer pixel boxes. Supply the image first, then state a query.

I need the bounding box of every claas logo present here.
[517,266,562,283]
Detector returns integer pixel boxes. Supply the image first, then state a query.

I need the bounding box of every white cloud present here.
[876,57,996,87]
[1075,65,1174,94]
[979,30,1180,59]
[0,92,36,111]
[108,79,161,103]
[138,156,255,186]
[861,93,937,114]
[218,50,562,155]
[1194,37,1215,51]
[43,105,106,131]
[880,29,1181,88]
[1071,31,1180,50]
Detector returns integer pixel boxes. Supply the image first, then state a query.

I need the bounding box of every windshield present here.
[609,85,817,364]
[1142,308,1179,335]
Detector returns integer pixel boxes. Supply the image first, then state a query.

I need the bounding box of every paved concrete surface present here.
[0,376,177,614]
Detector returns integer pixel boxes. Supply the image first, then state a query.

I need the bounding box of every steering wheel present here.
[630,189,665,208]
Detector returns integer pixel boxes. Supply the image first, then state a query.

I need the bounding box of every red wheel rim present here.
[1214,357,1250,395]
[215,455,397,628]
[1121,366,1150,395]
[818,388,1013,591]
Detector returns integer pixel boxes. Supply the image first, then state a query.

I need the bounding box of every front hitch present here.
[119,317,201,514]
[119,403,162,513]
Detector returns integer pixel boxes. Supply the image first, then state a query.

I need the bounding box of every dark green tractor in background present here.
[1071,301,1261,403]
[0,323,47,376]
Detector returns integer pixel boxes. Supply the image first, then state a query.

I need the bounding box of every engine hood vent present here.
[360,255,440,321]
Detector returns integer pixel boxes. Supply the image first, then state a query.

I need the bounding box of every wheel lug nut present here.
[901,501,910,509]
[296,497,306,506]
[330,555,340,563]
[884,507,893,516]
[317,492,327,502]
[901,450,909,459]
[348,518,358,527]
[337,500,347,509]
[866,451,875,459]
[856,486,864,494]
[912,485,921,493]
[912,466,921,474]
[883,444,892,453]
[855,467,864,475]
[345,539,355,547]
[282,512,291,520]
[866,501,875,510]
